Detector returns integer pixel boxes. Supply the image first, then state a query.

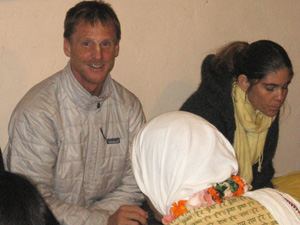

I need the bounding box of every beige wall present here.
[1,0,299,176]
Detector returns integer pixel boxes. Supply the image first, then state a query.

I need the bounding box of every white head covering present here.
[131,111,238,216]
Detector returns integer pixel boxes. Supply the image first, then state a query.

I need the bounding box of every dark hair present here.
[64,0,121,42]
[212,40,293,88]
[0,171,59,225]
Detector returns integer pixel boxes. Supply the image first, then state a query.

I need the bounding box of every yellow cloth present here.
[232,83,275,188]
[272,171,300,202]
[170,196,278,225]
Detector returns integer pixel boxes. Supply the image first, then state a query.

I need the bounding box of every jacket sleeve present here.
[89,99,146,214]
[251,161,274,190]
[4,109,111,225]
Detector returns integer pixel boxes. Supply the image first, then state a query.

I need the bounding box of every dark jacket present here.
[0,149,4,171]
[180,54,278,190]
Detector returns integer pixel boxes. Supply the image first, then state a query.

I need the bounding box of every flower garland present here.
[162,175,248,224]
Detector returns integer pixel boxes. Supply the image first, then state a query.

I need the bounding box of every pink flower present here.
[203,192,216,207]
[185,190,207,210]
[185,189,216,211]
[162,215,175,224]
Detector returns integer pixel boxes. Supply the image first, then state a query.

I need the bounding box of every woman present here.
[180,40,295,191]
[131,111,300,224]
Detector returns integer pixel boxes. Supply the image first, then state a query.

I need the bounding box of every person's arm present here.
[251,161,274,190]
[4,110,111,225]
[90,100,148,224]
[90,146,144,212]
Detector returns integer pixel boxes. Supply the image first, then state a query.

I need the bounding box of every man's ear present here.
[114,41,120,57]
[237,74,250,92]
[63,38,71,57]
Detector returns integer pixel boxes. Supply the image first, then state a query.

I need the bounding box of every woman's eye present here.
[266,88,274,92]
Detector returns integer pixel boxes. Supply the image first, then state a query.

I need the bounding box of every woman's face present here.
[246,67,292,117]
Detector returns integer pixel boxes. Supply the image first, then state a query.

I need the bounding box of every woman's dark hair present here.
[64,0,121,42]
[212,40,294,89]
[0,171,59,225]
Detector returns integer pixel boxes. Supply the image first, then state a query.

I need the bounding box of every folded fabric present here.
[272,171,300,202]
[244,188,300,224]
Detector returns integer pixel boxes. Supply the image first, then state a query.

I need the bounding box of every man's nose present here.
[92,45,102,59]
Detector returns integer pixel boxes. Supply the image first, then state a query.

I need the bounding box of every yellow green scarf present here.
[232,83,275,189]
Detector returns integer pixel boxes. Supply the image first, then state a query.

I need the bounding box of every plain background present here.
[0,0,299,176]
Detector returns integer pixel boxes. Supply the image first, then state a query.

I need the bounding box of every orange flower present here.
[231,175,246,197]
[170,200,188,218]
[208,186,222,204]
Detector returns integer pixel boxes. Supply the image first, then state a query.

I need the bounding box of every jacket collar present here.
[61,61,112,110]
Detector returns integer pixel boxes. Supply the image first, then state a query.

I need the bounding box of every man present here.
[3,1,148,224]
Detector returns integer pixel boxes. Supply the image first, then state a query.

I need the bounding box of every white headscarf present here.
[131,111,238,216]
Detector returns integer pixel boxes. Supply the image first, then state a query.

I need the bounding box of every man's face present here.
[64,20,119,96]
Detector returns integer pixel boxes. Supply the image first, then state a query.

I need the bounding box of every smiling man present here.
[4,1,147,224]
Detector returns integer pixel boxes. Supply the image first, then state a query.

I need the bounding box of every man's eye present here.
[83,41,90,46]
[102,42,110,47]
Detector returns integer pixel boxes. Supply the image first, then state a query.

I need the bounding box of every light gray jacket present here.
[4,62,145,224]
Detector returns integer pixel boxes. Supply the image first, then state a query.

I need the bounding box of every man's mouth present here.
[90,64,103,69]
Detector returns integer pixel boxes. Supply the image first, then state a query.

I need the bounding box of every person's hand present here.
[107,205,148,225]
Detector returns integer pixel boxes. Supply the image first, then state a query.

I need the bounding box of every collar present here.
[61,61,112,111]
